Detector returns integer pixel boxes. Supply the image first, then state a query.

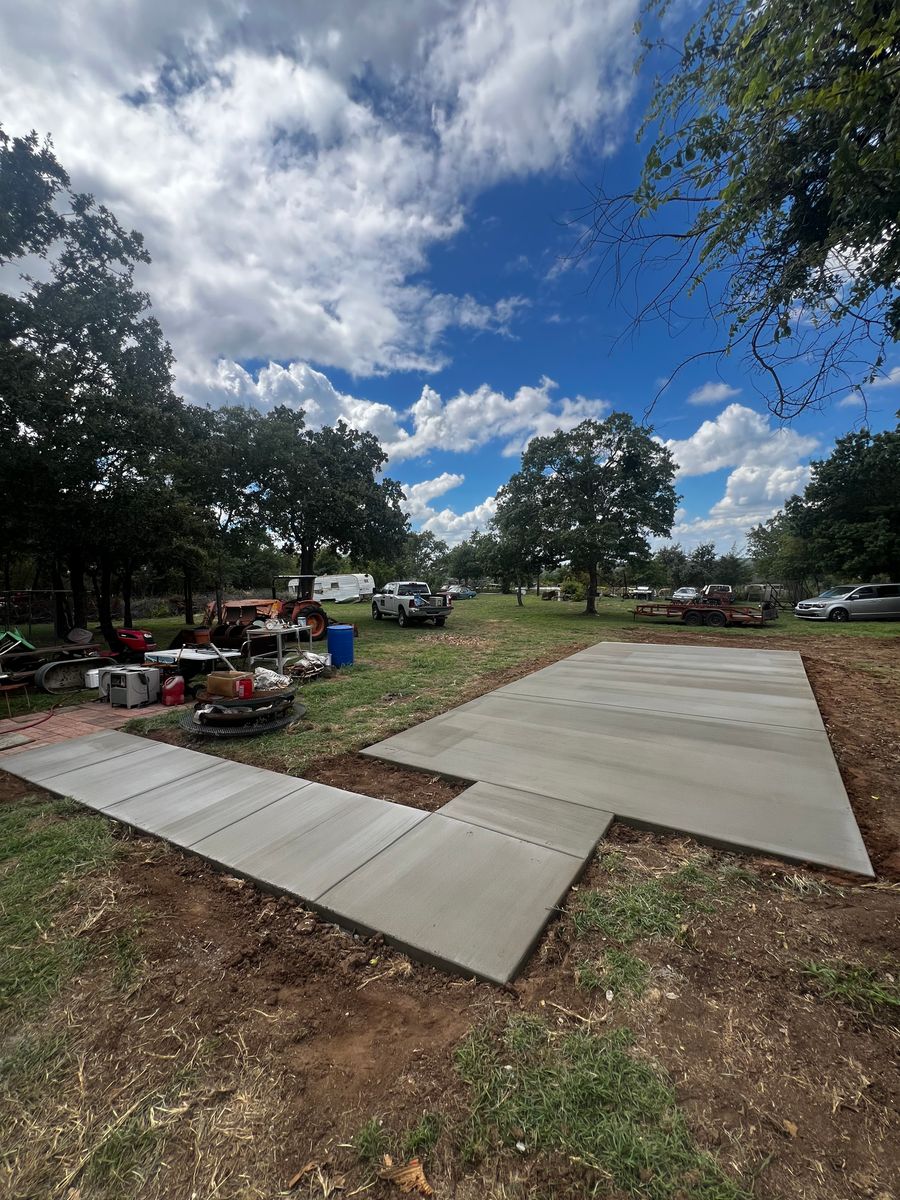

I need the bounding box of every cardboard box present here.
[205,670,254,698]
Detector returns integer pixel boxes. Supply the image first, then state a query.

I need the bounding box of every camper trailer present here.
[298,573,376,604]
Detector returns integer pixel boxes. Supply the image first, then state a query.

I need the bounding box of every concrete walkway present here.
[2,731,605,983]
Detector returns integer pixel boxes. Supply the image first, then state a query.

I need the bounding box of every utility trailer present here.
[631,600,779,629]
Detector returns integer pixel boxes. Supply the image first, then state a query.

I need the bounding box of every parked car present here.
[794,583,900,622]
[672,587,700,603]
[629,585,655,600]
[446,584,477,599]
[700,583,734,604]
[372,581,453,627]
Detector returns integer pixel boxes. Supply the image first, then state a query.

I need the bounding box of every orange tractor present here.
[204,575,332,648]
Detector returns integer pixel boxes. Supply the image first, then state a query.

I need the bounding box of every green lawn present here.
[5,594,897,750]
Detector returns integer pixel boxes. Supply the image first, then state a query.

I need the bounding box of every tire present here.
[397,607,408,628]
[829,607,849,623]
[682,610,703,626]
[434,617,446,627]
[304,608,329,641]
[372,603,382,620]
[704,610,727,627]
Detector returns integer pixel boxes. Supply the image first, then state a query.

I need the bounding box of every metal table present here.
[144,647,241,679]
[241,624,313,672]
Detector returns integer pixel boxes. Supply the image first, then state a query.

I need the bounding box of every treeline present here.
[0,131,408,639]
[747,428,900,590]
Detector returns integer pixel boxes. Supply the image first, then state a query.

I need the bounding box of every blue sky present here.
[2,0,896,547]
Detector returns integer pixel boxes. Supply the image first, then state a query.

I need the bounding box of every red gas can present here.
[234,676,253,699]
[162,674,185,706]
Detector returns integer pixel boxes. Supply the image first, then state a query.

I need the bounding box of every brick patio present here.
[0,699,172,753]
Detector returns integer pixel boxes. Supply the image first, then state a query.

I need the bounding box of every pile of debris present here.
[181,667,305,738]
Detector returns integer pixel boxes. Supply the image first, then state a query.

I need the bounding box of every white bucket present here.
[84,668,100,688]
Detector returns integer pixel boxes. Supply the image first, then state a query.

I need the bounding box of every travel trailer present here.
[302,573,376,603]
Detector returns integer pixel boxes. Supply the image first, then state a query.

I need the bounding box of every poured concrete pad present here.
[502,647,824,730]
[365,642,872,876]
[1,730,150,782]
[102,760,313,847]
[318,814,588,983]
[192,784,428,900]
[443,781,613,856]
[29,740,220,809]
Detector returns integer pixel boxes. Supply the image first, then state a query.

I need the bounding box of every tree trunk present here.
[69,550,88,629]
[51,558,69,637]
[585,563,598,615]
[297,543,316,599]
[97,553,117,648]
[122,560,133,627]
[183,569,194,625]
[515,581,524,607]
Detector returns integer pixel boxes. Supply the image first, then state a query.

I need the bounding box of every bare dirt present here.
[2,627,898,1199]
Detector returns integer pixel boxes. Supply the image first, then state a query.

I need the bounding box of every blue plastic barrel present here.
[326,624,355,668]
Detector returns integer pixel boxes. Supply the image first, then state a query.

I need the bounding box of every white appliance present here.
[98,666,161,708]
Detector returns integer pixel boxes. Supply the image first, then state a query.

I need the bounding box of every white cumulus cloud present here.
[0,0,639,390]
[400,473,496,545]
[665,404,819,548]
[206,362,610,463]
[686,381,742,406]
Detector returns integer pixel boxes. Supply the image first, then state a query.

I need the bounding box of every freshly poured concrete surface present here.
[4,732,607,981]
[443,781,613,856]
[318,813,592,982]
[192,784,428,900]
[365,642,873,876]
[103,761,313,847]
[2,729,152,782]
[2,640,874,984]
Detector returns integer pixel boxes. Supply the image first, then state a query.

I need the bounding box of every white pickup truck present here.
[371,581,452,628]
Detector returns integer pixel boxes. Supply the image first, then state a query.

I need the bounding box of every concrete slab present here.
[501,655,824,730]
[0,730,150,781]
[318,814,588,984]
[0,732,33,751]
[102,760,313,847]
[192,783,428,900]
[364,643,873,876]
[442,781,613,856]
[35,741,220,809]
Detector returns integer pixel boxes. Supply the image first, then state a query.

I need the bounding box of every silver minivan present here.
[794,583,900,622]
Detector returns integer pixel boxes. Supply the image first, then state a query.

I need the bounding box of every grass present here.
[577,949,650,999]
[572,876,711,945]
[353,1116,389,1162]
[402,1112,443,1157]
[5,590,896,727]
[802,960,900,1024]
[455,1013,747,1198]
[0,796,123,1022]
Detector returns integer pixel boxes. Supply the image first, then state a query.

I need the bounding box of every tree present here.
[582,0,900,417]
[746,511,817,590]
[398,531,450,585]
[445,537,484,586]
[653,543,690,588]
[499,415,678,615]
[257,410,408,581]
[685,543,718,587]
[0,131,185,640]
[783,426,900,579]
[491,484,547,604]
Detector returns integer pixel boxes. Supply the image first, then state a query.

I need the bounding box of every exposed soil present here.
[305,753,466,810]
[2,628,898,1199]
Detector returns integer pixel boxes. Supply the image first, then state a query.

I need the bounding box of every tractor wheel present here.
[683,610,703,626]
[397,608,408,628]
[372,603,382,620]
[304,608,329,641]
[829,607,849,623]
